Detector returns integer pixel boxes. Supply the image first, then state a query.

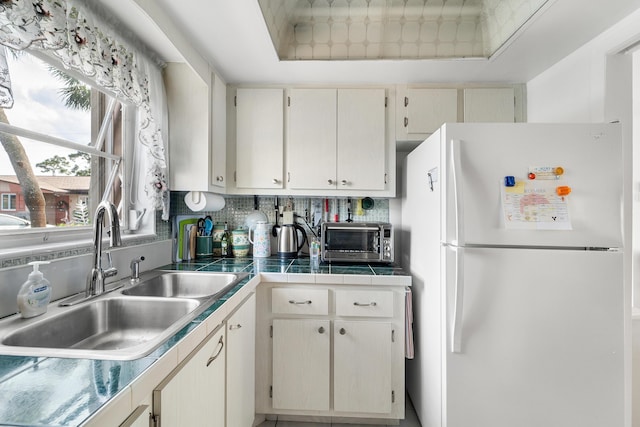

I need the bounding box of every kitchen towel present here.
[184,191,225,212]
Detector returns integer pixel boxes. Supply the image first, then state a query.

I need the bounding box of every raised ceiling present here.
[100,0,640,85]
[258,0,549,61]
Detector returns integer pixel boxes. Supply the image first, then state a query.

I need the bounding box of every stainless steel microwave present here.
[320,222,393,263]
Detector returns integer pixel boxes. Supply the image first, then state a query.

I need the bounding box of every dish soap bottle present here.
[17,261,51,318]
[221,222,229,257]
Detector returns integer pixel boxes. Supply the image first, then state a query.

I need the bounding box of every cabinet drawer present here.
[272,288,329,315]
[335,290,394,317]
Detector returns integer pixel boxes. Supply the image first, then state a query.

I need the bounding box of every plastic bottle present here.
[310,238,320,270]
[17,261,52,318]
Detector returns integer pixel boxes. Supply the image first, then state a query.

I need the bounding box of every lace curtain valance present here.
[0,0,169,220]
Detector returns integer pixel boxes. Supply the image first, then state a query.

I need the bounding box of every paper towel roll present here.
[184,191,225,212]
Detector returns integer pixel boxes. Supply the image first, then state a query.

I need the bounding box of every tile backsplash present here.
[170,192,390,232]
[0,193,389,269]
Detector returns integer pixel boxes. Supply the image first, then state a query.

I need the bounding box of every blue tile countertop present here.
[0,257,409,426]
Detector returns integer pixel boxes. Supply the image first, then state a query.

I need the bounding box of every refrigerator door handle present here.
[450,139,464,245]
[451,245,464,353]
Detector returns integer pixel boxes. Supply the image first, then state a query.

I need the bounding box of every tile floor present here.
[256,394,422,427]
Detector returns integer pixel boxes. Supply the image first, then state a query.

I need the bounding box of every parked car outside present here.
[0,214,56,229]
[0,213,31,229]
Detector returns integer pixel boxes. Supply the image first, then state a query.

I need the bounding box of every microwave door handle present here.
[325,226,380,231]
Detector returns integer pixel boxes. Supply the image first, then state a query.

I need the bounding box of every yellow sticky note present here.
[505,181,525,194]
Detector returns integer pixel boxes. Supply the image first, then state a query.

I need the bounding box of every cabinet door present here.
[119,403,150,427]
[165,63,211,192]
[226,294,256,427]
[153,328,226,427]
[236,88,284,189]
[334,320,393,414]
[407,88,458,136]
[463,87,515,122]
[211,72,227,189]
[287,89,337,190]
[337,89,386,190]
[272,319,330,411]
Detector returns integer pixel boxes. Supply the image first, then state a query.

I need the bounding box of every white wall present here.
[527,10,640,427]
[527,8,640,123]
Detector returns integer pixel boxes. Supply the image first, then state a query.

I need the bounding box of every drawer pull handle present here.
[229,324,242,330]
[354,301,377,307]
[289,300,312,305]
[206,335,224,367]
[318,326,325,334]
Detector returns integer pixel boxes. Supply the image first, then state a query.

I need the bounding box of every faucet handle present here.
[103,251,118,278]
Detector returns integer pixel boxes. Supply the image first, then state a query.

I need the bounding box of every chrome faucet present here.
[86,201,122,297]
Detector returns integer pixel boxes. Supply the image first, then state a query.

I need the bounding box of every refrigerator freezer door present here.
[443,246,624,427]
[442,123,623,248]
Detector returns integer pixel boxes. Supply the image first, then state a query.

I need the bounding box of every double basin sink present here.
[0,271,248,360]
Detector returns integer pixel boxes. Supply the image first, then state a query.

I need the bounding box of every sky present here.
[0,52,92,175]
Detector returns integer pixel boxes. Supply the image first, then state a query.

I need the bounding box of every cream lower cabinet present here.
[152,327,226,426]
[119,399,152,427]
[333,320,393,414]
[258,284,405,421]
[226,293,257,427]
[272,318,331,411]
[151,293,256,427]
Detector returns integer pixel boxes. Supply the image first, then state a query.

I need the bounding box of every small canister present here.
[249,221,271,257]
[212,224,225,257]
[231,228,250,257]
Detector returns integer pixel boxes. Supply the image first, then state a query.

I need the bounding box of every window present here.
[1,193,15,210]
[0,50,129,234]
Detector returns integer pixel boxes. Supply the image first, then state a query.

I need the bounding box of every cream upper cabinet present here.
[464,87,516,122]
[211,73,227,189]
[396,87,458,141]
[226,293,256,427]
[164,63,226,192]
[287,88,387,191]
[337,89,386,190]
[235,88,284,189]
[287,88,337,190]
[152,327,226,426]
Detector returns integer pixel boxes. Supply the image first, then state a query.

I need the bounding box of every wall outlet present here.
[282,211,294,225]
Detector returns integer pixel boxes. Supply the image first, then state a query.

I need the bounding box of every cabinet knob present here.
[328,179,334,185]
[272,178,280,184]
[216,175,224,182]
[318,326,325,334]
[341,180,348,186]
[339,328,346,335]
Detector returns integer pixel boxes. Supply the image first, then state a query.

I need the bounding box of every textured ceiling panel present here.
[259,0,549,60]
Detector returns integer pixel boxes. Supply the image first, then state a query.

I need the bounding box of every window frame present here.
[0,193,16,211]
[0,51,154,254]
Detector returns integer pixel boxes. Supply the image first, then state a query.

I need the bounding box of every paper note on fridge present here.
[501,179,572,230]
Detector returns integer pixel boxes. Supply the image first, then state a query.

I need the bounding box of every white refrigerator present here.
[402,123,628,427]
